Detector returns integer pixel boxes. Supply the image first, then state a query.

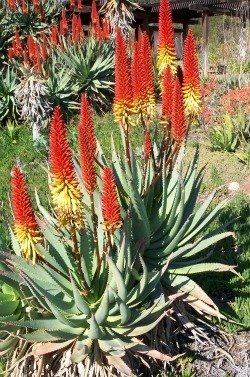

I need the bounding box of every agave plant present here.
[0,1,238,376]
[0,105,178,376]
[0,66,18,124]
[1,0,62,38]
[58,38,115,113]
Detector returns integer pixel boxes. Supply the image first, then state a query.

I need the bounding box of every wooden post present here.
[202,11,209,77]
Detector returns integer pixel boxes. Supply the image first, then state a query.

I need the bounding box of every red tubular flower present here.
[131,40,146,116]
[60,9,68,35]
[35,43,42,73]
[141,31,155,118]
[91,0,98,24]
[143,130,152,160]
[101,167,121,233]
[79,94,96,154]
[157,0,177,75]
[162,66,174,123]
[51,25,58,47]
[102,17,110,39]
[8,48,14,60]
[77,15,84,41]
[11,165,43,264]
[77,0,83,10]
[23,49,29,66]
[183,30,201,123]
[27,35,36,61]
[78,97,97,195]
[171,78,187,143]
[14,31,22,56]
[70,0,75,9]
[41,32,48,60]
[22,0,28,14]
[33,0,39,8]
[49,107,83,226]
[7,0,16,11]
[114,28,133,123]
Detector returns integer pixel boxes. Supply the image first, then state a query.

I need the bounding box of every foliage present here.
[210,114,238,152]
[55,38,115,113]
[0,67,18,125]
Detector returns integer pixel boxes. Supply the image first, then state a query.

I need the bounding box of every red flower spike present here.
[41,32,48,60]
[60,9,68,35]
[143,130,152,160]
[8,48,14,60]
[77,0,83,11]
[49,107,83,226]
[27,35,36,61]
[51,25,58,47]
[101,167,121,233]
[131,40,146,116]
[35,44,42,73]
[78,118,96,195]
[113,28,133,123]
[33,0,39,8]
[22,0,28,14]
[157,0,177,75]
[91,0,98,24]
[162,66,174,122]
[70,0,75,9]
[11,165,43,263]
[79,94,96,154]
[171,78,187,143]
[23,49,29,66]
[183,30,201,122]
[7,0,16,11]
[141,32,155,117]
[14,30,22,55]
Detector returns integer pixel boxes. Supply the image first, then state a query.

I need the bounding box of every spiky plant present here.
[57,37,115,113]
[15,75,52,141]
[99,0,143,36]
[0,67,18,125]
[0,2,238,376]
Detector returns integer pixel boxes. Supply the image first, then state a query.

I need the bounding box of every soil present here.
[188,331,250,377]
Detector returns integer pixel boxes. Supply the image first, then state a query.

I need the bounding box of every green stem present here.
[70,225,90,294]
[90,192,100,266]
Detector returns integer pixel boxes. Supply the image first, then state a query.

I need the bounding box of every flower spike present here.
[141,32,155,118]
[78,95,97,194]
[157,0,177,75]
[49,107,83,227]
[143,130,152,161]
[102,167,121,234]
[162,66,174,123]
[113,27,133,124]
[131,40,146,118]
[171,78,187,143]
[183,30,201,123]
[11,165,43,264]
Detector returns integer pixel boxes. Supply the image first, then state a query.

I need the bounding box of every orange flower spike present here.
[183,30,201,123]
[41,32,48,60]
[80,94,96,154]
[141,32,155,118]
[14,30,22,55]
[102,167,121,233]
[51,25,58,47]
[49,107,83,227]
[91,0,98,24]
[171,78,187,143]
[113,28,133,124]
[11,165,43,264]
[143,130,152,161]
[162,66,174,123]
[157,0,177,75]
[22,0,28,14]
[77,0,83,11]
[131,40,145,116]
[60,8,68,34]
[78,126,96,195]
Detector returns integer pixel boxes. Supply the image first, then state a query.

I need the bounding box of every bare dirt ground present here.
[189,331,250,377]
